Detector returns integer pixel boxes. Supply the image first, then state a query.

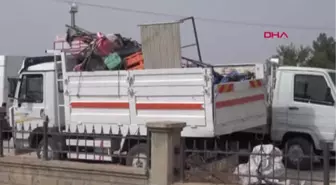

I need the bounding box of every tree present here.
[306,33,335,69]
[276,43,311,66]
[275,33,335,69]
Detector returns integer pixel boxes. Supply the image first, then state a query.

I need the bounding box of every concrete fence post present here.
[147,121,186,185]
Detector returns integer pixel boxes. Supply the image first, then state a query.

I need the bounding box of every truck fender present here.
[281,132,320,150]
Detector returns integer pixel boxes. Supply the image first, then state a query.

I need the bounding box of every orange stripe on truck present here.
[249,80,262,88]
[216,94,265,109]
[217,83,234,93]
[71,94,265,110]
[70,102,129,109]
[70,102,203,110]
[136,103,203,110]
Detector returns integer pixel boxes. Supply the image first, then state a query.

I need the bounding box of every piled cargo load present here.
[55,25,143,71]
[54,25,257,84]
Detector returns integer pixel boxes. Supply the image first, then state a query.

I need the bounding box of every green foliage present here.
[275,33,335,69]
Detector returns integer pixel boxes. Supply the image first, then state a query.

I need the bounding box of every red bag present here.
[95,32,113,57]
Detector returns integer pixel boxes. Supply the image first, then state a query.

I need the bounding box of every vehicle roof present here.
[278,66,335,73]
[26,62,61,71]
[21,55,61,73]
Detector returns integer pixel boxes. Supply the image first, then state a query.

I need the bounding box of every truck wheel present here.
[36,137,60,160]
[285,137,313,170]
[126,143,148,169]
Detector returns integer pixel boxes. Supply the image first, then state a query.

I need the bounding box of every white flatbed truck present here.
[8,50,336,170]
[9,49,267,163]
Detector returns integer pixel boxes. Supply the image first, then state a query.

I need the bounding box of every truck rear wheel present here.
[126,143,148,169]
[36,137,60,160]
[284,137,313,170]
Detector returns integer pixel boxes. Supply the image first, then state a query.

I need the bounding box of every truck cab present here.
[270,66,336,169]
[9,56,64,152]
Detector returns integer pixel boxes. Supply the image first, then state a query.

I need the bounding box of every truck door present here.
[13,72,45,148]
[289,73,335,149]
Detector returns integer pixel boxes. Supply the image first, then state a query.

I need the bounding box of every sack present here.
[234,144,285,185]
[104,53,122,70]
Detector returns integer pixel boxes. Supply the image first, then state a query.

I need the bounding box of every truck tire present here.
[36,137,60,160]
[126,143,148,169]
[285,137,313,170]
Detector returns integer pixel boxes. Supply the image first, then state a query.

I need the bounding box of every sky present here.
[0,0,334,64]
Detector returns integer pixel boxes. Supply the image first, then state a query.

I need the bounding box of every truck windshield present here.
[328,72,335,86]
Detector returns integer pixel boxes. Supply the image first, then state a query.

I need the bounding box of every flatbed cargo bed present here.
[61,55,267,137]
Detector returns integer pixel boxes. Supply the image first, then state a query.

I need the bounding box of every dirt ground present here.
[184,155,336,185]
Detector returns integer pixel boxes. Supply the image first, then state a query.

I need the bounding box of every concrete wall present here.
[0,121,187,185]
[0,157,147,185]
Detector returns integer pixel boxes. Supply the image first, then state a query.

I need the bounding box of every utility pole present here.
[69,2,78,27]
